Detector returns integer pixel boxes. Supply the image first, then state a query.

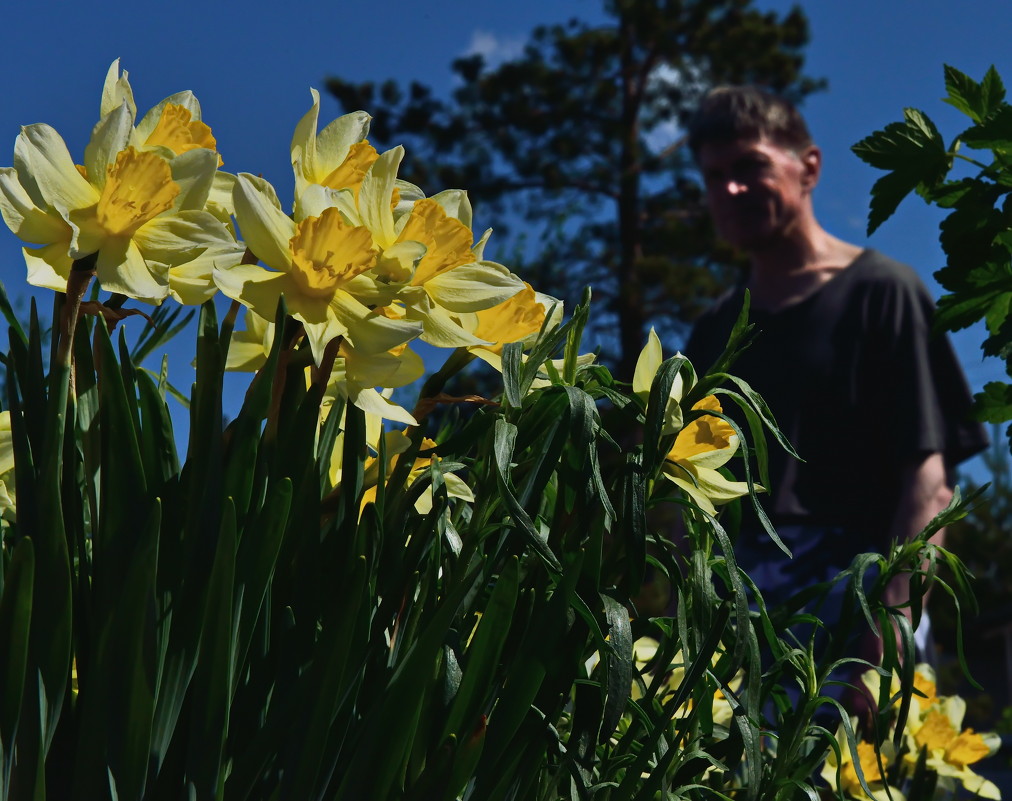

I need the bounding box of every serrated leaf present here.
[973,381,1012,423]
[958,103,1012,151]
[865,169,922,235]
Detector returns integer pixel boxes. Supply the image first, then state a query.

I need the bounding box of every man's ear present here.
[799,145,821,191]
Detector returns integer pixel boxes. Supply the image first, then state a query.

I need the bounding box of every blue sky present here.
[1,0,1010,474]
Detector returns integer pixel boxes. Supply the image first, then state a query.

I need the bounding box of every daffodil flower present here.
[227,307,423,425]
[821,722,904,801]
[0,62,241,304]
[329,428,474,515]
[662,395,755,516]
[904,696,1001,799]
[633,327,692,435]
[0,411,15,523]
[216,173,423,363]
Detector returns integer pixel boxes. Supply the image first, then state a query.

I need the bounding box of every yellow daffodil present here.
[0,411,15,523]
[633,327,691,435]
[0,62,241,304]
[216,173,423,363]
[329,428,474,515]
[662,395,755,516]
[821,722,904,801]
[861,663,939,726]
[227,308,423,425]
[904,697,1001,799]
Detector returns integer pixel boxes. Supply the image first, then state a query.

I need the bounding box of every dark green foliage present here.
[852,65,1012,451]
[326,0,824,373]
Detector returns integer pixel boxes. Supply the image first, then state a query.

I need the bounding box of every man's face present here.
[696,136,819,251]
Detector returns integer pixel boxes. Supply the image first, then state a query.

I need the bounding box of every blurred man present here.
[682,86,987,665]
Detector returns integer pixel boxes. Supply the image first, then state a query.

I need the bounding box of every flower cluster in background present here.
[822,664,1002,800]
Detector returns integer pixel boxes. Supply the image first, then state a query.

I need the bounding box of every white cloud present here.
[465,30,526,67]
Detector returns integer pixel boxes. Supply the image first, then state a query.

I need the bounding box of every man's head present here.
[689,87,820,253]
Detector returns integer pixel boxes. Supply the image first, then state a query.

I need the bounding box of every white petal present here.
[134,90,202,144]
[84,102,133,191]
[296,184,359,225]
[133,210,236,263]
[350,387,417,426]
[95,238,169,303]
[171,148,218,211]
[331,291,422,355]
[100,60,136,121]
[213,261,288,320]
[16,124,98,213]
[315,110,372,174]
[0,168,71,244]
[291,88,322,194]
[409,302,488,348]
[428,189,472,229]
[233,174,295,271]
[23,244,72,291]
[424,262,525,312]
[358,146,403,249]
[633,328,663,399]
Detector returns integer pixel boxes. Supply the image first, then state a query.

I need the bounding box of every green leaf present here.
[851,108,951,232]
[492,418,562,574]
[186,500,236,798]
[974,381,1012,423]
[943,64,1006,123]
[0,537,33,784]
[440,558,519,746]
[959,103,1012,151]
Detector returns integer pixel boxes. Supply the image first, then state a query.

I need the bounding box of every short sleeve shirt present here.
[684,249,988,550]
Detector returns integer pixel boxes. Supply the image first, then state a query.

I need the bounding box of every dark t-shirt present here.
[684,249,988,553]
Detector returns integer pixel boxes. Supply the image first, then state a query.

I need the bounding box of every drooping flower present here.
[0,61,241,304]
[661,395,755,516]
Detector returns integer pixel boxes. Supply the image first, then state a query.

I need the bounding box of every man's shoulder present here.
[847,249,929,294]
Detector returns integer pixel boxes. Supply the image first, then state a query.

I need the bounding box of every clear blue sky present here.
[1,0,1009,475]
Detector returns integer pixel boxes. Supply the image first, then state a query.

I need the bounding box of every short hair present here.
[687,86,812,157]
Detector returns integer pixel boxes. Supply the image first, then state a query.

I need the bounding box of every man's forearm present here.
[884,451,952,620]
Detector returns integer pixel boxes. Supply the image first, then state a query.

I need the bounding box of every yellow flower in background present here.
[820,722,904,801]
[0,61,241,304]
[0,411,15,523]
[661,395,755,516]
[905,697,1001,799]
[328,428,474,516]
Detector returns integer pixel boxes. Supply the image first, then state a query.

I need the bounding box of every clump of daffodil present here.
[821,720,905,801]
[227,308,423,425]
[287,92,529,344]
[0,410,16,524]
[0,60,242,305]
[217,91,538,365]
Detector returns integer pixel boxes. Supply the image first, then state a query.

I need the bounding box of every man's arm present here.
[883,451,952,644]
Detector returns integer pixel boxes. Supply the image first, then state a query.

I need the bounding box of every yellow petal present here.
[401,198,474,285]
[470,284,545,354]
[96,148,179,237]
[667,395,736,462]
[288,207,377,298]
[145,103,218,158]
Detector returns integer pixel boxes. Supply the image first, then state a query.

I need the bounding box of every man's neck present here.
[746,226,863,313]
